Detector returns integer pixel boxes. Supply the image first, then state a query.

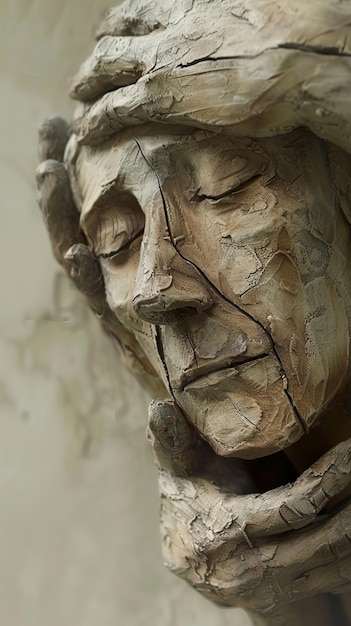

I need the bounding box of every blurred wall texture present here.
[0,2,250,625]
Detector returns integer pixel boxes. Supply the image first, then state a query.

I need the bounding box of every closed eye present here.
[97,227,144,262]
[81,190,145,258]
[190,174,262,203]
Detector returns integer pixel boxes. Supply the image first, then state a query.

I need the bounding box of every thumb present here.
[147,400,258,495]
[147,400,200,477]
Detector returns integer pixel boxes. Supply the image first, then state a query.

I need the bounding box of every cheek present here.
[241,240,351,423]
[217,235,267,297]
[170,196,351,422]
[173,198,283,300]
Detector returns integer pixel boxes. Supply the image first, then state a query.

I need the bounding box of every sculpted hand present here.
[70,0,351,152]
[36,116,105,296]
[148,400,351,623]
[36,116,164,395]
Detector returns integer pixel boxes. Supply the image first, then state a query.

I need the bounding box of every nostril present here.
[133,291,213,325]
[133,238,213,324]
[134,304,195,325]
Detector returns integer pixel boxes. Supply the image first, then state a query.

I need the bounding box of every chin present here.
[171,359,351,522]
[173,354,304,459]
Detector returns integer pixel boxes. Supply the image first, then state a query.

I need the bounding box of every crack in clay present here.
[176,43,351,70]
[155,325,172,392]
[278,42,351,58]
[184,328,199,368]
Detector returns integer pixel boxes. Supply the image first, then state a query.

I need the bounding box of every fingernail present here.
[148,400,194,453]
[38,116,70,162]
[64,244,103,295]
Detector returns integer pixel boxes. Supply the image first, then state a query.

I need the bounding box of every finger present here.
[147,400,257,494]
[73,51,351,155]
[36,166,143,348]
[38,116,70,163]
[36,160,85,267]
[281,507,351,598]
[187,439,351,556]
[96,1,167,38]
[147,400,199,477]
[195,507,351,615]
[293,552,351,598]
[64,243,121,327]
[73,56,296,145]
[70,35,157,101]
[96,0,196,38]
[64,243,103,296]
[72,78,152,145]
[226,439,351,542]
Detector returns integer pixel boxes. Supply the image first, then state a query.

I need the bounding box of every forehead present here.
[73,126,329,230]
[75,128,264,212]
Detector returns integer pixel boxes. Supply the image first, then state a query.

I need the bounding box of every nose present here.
[133,208,212,325]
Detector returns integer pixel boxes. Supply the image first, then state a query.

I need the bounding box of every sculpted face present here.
[72,126,351,461]
[36,0,351,616]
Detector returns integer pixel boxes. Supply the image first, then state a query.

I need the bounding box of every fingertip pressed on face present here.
[70,36,148,102]
[95,1,166,39]
[38,115,70,162]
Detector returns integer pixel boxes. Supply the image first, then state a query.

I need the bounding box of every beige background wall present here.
[0,2,250,625]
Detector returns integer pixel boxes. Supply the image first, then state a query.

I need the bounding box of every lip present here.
[178,353,269,391]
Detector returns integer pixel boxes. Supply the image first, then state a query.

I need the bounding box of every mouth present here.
[177,353,270,391]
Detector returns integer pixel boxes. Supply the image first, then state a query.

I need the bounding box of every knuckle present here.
[159,507,284,613]
[95,35,114,58]
[36,161,67,190]
[36,159,64,176]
